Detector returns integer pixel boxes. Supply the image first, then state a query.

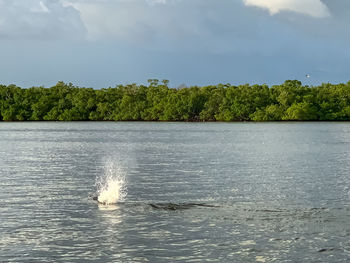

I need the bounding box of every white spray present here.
[95,161,127,205]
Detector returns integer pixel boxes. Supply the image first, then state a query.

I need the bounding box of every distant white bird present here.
[306,74,310,78]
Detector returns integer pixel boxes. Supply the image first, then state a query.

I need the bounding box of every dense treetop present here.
[1,79,350,121]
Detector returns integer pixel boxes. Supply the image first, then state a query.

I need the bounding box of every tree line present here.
[1,79,350,121]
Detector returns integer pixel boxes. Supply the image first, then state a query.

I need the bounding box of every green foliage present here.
[1,80,350,121]
[283,102,318,121]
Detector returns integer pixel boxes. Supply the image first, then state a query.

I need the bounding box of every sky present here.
[0,0,350,88]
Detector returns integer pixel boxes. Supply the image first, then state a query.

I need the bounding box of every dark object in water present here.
[91,196,109,205]
[148,203,218,211]
[318,248,336,253]
[91,195,108,205]
[91,195,218,209]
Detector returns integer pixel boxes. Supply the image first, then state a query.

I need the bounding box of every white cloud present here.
[0,0,86,39]
[243,0,330,18]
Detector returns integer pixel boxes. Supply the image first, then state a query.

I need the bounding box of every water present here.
[0,122,349,262]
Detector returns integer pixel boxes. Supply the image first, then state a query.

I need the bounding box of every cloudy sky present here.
[1,0,349,88]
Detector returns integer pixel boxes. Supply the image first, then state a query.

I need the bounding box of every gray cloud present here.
[1,0,347,44]
[62,0,266,52]
[323,0,350,16]
[61,0,348,44]
[0,0,86,39]
[63,0,205,42]
[1,0,350,88]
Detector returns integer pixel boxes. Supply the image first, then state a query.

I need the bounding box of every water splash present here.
[95,161,127,205]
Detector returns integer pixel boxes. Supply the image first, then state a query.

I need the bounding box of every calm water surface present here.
[0,122,350,262]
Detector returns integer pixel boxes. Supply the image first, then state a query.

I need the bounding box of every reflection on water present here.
[0,122,350,262]
[97,203,122,212]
